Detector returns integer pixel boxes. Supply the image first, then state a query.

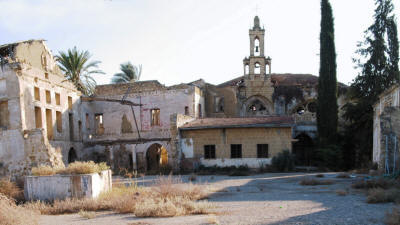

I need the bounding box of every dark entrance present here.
[68,147,77,164]
[292,133,314,166]
[146,143,168,171]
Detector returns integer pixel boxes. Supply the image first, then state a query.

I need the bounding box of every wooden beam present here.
[81,97,142,106]
[84,138,171,146]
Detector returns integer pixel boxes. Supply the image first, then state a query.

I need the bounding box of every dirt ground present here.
[40,173,394,225]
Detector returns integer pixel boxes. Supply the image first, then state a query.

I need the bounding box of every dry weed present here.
[367,188,400,203]
[352,178,398,190]
[78,210,96,219]
[385,207,400,225]
[31,165,57,176]
[336,173,351,179]
[0,178,23,201]
[207,214,220,224]
[336,189,348,196]
[299,178,334,186]
[31,161,109,176]
[0,194,39,225]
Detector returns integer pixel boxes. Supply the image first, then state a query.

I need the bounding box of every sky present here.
[0,0,399,86]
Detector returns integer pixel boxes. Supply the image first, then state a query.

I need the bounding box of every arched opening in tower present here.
[254,38,260,56]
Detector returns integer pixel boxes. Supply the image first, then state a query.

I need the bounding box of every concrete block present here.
[24,170,112,201]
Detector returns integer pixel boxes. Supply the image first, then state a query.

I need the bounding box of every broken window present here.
[257,144,269,158]
[254,38,260,56]
[254,63,261,74]
[0,101,9,128]
[217,98,224,112]
[34,107,42,128]
[45,90,51,104]
[69,113,74,140]
[198,104,202,118]
[184,106,189,116]
[204,145,216,159]
[34,87,40,101]
[85,113,90,130]
[95,113,104,135]
[231,144,242,158]
[45,72,49,79]
[55,93,60,105]
[68,96,72,110]
[56,111,62,133]
[46,109,53,140]
[151,109,160,126]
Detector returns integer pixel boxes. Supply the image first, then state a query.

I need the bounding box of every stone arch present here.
[145,143,168,171]
[68,147,77,164]
[290,99,317,115]
[292,133,315,166]
[241,95,273,117]
[254,62,261,74]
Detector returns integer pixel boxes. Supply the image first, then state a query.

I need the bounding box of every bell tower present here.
[243,16,272,77]
[240,16,275,117]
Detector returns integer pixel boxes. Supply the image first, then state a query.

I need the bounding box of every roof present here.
[179,116,294,130]
[217,73,319,87]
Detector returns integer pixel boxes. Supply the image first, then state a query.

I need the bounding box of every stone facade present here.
[0,16,350,177]
[373,84,400,173]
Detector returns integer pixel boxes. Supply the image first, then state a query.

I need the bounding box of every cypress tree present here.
[317,0,338,145]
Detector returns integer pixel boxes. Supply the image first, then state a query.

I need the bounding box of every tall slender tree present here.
[343,0,399,167]
[56,47,104,95]
[317,0,338,145]
[111,62,142,84]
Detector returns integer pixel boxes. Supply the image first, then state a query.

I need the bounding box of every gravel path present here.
[40,173,394,225]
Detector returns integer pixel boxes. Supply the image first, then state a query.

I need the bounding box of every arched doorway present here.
[146,143,168,171]
[68,147,77,164]
[292,133,314,166]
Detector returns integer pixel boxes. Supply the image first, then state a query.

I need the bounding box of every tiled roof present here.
[179,116,294,130]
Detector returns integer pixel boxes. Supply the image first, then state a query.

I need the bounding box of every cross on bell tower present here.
[243,16,272,76]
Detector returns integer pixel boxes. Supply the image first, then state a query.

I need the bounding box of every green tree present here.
[111,62,142,83]
[56,47,104,95]
[317,0,338,145]
[343,0,399,168]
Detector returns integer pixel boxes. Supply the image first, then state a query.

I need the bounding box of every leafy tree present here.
[343,0,399,168]
[56,47,104,95]
[111,62,142,83]
[317,0,338,145]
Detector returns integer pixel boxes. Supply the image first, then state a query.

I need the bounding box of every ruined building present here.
[0,16,347,177]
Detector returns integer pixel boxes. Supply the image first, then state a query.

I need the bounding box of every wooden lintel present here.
[84,138,171,146]
[81,97,142,106]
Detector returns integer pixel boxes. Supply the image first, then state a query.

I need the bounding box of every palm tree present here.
[111,62,142,83]
[56,47,104,95]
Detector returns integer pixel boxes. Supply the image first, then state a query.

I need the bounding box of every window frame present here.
[204,145,216,159]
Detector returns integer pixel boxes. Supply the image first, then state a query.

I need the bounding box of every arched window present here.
[254,38,260,56]
[245,64,249,75]
[254,63,261,74]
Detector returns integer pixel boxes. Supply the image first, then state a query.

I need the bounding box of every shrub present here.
[314,145,343,170]
[271,150,295,172]
[0,178,23,201]
[229,170,250,176]
[336,173,351,178]
[0,194,38,225]
[367,188,400,204]
[336,189,348,196]
[78,210,96,219]
[299,178,334,186]
[385,207,400,225]
[315,174,325,178]
[352,178,398,190]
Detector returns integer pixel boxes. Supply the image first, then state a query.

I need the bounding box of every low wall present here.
[200,158,271,169]
[24,170,112,201]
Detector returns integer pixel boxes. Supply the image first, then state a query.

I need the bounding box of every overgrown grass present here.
[367,188,400,204]
[0,194,39,225]
[299,178,334,186]
[385,207,400,225]
[24,175,214,217]
[31,161,109,176]
[0,178,23,201]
